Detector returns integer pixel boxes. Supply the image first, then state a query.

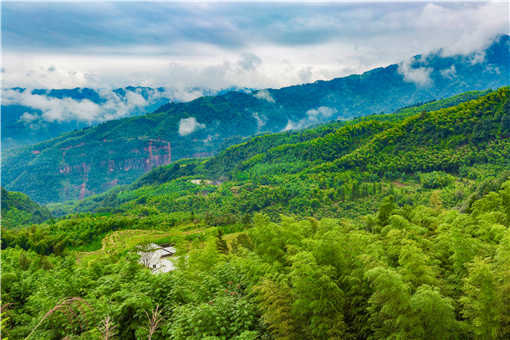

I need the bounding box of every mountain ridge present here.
[1,187,52,228]
[48,86,509,216]
[3,35,509,203]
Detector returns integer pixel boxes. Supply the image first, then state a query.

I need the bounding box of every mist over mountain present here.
[2,35,509,203]
[3,1,510,337]
[1,86,234,149]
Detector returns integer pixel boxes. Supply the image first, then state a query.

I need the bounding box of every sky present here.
[2,1,509,92]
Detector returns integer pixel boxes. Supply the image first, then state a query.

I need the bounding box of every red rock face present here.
[58,139,172,174]
[143,139,172,171]
[79,162,90,200]
[166,142,172,164]
[54,139,173,199]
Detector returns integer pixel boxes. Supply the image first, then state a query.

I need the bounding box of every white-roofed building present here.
[138,243,177,273]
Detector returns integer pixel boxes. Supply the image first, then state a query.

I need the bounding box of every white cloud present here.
[238,52,262,71]
[19,112,47,130]
[418,3,508,57]
[284,106,338,131]
[178,117,205,136]
[125,90,147,106]
[440,65,456,79]
[2,87,161,123]
[166,88,207,102]
[2,89,102,122]
[486,64,501,74]
[298,66,313,83]
[252,112,267,129]
[253,89,275,103]
[397,59,432,87]
[20,112,39,123]
[469,51,486,65]
[283,120,299,131]
[2,3,507,91]
[306,106,337,118]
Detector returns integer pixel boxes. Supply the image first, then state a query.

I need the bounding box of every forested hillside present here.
[1,187,52,228]
[55,87,509,218]
[2,86,510,339]
[3,35,509,203]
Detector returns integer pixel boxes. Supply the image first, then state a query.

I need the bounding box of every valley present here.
[2,86,510,339]
[2,35,509,203]
[2,5,510,337]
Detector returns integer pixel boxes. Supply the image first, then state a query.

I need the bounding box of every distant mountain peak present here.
[3,36,509,203]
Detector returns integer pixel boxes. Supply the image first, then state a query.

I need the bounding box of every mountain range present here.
[2,34,509,204]
[3,83,510,340]
[1,86,230,148]
[51,86,508,217]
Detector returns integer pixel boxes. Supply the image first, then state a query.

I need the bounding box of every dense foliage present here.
[2,86,510,339]
[2,179,510,339]
[53,87,509,221]
[1,188,52,228]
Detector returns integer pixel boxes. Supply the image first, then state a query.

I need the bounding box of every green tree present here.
[365,266,412,339]
[288,251,346,339]
[377,195,395,226]
[461,257,503,339]
[408,285,458,339]
[215,230,229,254]
[255,278,297,340]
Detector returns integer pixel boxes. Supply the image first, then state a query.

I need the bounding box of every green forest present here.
[2,87,510,339]
[4,33,508,204]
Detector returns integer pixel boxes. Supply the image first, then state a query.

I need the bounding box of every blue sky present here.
[2,1,508,90]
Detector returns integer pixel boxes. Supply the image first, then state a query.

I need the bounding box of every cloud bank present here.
[284,106,338,131]
[1,86,220,124]
[2,88,167,123]
[252,112,267,130]
[253,90,275,103]
[440,65,457,80]
[3,89,104,122]
[306,106,337,118]
[178,117,205,136]
[2,2,507,90]
[397,59,433,87]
